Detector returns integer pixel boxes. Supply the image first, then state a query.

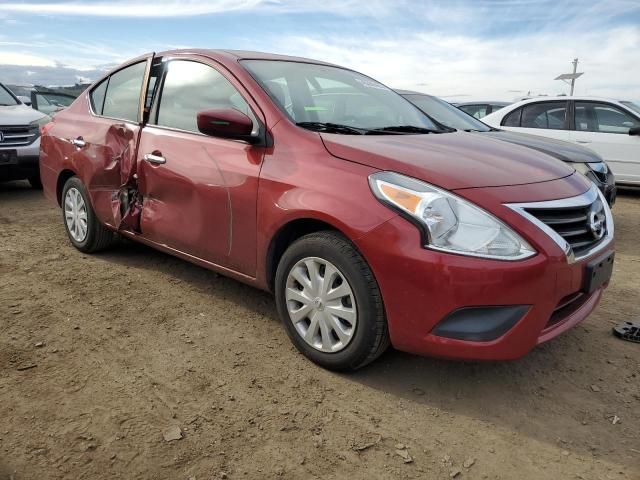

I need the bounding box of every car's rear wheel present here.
[61,176,114,253]
[275,231,389,371]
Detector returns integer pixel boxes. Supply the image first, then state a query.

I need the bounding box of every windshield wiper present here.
[367,125,445,134]
[296,122,365,135]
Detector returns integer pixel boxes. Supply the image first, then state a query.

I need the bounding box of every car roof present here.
[507,96,633,105]
[156,49,340,67]
[455,101,511,106]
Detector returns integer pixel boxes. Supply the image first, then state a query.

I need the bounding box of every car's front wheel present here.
[275,231,389,371]
[61,176,114,253]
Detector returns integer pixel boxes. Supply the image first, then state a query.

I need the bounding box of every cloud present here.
[0,64,107,86]
[0,0,638,101]
[0,39,150,72]
[271,25,640,101]
[0,0,397,18]
[0,0,638,27]
[0,52,56,67]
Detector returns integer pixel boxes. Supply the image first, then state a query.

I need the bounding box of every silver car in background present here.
[0,82,51,188]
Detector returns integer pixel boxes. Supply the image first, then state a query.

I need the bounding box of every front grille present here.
[0,125,38,147]
[525,200,607,257]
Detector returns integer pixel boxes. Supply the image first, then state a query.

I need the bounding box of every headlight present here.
[587,162,608,174]
[369,172,535,260]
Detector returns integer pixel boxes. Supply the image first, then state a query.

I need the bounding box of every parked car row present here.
[398,90,617,205]
[37,50,615,371]
[482,97,640,185]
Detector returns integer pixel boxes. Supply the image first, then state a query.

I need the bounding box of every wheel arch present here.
[265,217,342,292]
[56,169,78,207]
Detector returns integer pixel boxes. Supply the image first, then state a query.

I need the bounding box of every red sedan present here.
[39,50,615,370]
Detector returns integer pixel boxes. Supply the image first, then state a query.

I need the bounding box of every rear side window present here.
[459,104,488,119]
[154,60,256,134]
[520,102,567,129]
[102,62,147,122]
[90,79,108,114]
[502,107,522,127]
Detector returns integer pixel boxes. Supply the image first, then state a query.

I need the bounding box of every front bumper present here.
[355,208,614,361]
[0,137,41,181]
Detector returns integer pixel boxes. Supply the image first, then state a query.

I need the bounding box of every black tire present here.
[28,174,43,189]
[61,176,115,253]
[275,231,389,371]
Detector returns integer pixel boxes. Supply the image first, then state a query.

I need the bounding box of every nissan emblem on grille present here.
[588,202,606,240]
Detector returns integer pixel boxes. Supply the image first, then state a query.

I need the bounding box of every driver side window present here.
[575,102,640,134]
[154,60,258,134]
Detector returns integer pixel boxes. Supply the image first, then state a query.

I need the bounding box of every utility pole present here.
[570,58,578,95]
[554,58,584,96]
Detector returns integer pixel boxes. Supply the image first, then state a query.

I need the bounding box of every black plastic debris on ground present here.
[612,321,640,343]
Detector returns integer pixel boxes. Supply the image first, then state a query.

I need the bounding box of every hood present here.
[0,104,47,125]
[478,130,603,163]
[320,131,574,190]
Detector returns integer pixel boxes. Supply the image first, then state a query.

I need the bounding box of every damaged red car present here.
[40,50,615,370]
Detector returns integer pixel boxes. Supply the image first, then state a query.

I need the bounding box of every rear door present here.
[570,101,640,183]
[68,55,153,230]
[135,57,265,274]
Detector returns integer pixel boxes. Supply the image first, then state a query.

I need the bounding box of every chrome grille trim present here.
[0,125,37,147]
[506,184,614,264]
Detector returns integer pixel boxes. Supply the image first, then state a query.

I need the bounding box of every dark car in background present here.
[399,90,616,205]
[454,101,511,118]
[0,81,51,187]
[7,84,85,116]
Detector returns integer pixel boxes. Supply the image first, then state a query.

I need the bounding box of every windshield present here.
[402,94,491,132]
[0,83,19,106]
[620,101,640,116]
[241,60,441,133]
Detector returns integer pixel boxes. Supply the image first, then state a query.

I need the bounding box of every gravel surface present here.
[1,181,639,479]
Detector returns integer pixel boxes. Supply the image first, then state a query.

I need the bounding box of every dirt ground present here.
[0,181,638,480]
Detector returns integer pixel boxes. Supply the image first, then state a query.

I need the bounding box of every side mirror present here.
[628,126,640,136]
[197,108,257,143]
[17,95,32,106]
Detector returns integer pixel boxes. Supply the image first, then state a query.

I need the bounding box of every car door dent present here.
[97,123,144,232]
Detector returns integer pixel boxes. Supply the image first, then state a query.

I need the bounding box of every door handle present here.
[71,137,86,148]
[143,153,166,165]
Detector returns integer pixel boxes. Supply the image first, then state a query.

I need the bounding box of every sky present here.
[0,0,638,101]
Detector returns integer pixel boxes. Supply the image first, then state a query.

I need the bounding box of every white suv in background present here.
[482,97,640,185]
[0,82,51,187]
